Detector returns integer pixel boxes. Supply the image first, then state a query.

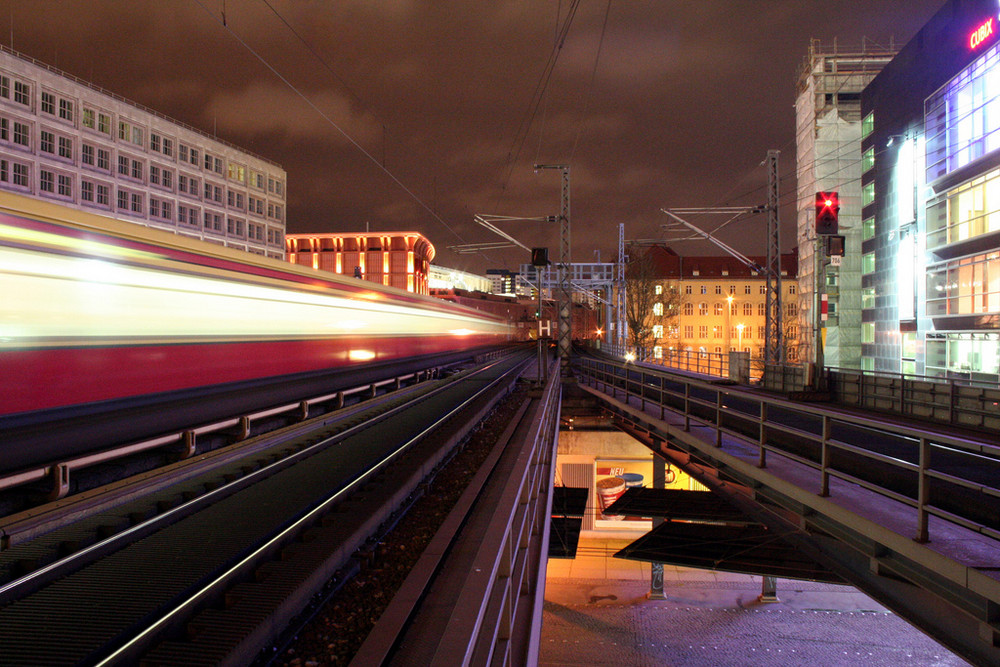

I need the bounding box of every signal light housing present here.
[815,191,840,235]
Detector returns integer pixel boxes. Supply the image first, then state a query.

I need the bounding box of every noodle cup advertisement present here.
[595,460,653,522]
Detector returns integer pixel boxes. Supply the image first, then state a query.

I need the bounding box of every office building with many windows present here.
[861,0,1000,381]
[0,45,287,257]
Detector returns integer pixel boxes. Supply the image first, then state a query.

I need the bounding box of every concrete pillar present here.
[649,448,666,600]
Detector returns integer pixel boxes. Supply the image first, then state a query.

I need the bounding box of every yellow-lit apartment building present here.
[641,246,800,361]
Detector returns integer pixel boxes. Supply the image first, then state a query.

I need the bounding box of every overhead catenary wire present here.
[191,0,470,248]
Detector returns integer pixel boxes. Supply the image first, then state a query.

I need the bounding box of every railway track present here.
[0,349,532,666]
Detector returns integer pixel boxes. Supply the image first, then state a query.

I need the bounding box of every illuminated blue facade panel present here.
[861,0,1000,380]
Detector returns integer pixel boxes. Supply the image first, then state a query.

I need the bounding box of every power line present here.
[191,0,469,246]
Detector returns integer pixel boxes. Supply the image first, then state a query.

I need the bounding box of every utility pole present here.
[764,150,783,365]
[535,164,572,374]
[616,222,627,353]
[659,150,785,367]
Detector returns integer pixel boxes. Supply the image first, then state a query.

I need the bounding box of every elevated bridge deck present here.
[571,354,1000,666]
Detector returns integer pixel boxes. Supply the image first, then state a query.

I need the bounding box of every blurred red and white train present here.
[0,193,513,417]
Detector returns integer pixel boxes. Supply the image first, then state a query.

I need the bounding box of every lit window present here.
[653,302,664,316]
[862,146,875,173]
[862,252,875,274]
[862,182,875,207]
[863,217,875,241]
[861,112,873,139]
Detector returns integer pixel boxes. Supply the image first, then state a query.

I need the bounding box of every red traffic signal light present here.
[815,191,840,235]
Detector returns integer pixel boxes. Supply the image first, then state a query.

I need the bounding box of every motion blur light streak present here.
[0,194,513,415]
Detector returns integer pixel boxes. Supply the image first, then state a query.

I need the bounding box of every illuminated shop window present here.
[925,40,1000,182]
[925,332,1000,380]
[926,251,1000,317]
[925,168,1000,249]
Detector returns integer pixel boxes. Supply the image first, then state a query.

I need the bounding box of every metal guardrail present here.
[575,355,1000,545]
[440,365,562,666]
[0,369,440,499]
[827,367,1000,431]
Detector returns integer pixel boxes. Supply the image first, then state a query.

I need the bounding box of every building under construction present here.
[795,39,896,370]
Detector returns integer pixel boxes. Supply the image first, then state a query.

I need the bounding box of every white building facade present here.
[0,45,287,257]
[794,40,894,370]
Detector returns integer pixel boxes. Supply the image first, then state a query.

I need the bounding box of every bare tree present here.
[625,248,659,357]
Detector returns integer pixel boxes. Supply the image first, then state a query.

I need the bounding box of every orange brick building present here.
[285,232,435,294]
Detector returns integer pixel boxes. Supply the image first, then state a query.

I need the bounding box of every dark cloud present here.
[4,0,943,272]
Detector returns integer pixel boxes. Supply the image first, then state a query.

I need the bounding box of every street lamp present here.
[725,294,734,354]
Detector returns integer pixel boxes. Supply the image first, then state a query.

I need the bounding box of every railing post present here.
[715,391,723,447]
[660,375,666,421]
[758,401,767,468]
[916,436,930,543]
[684,382,691,432]
[819,414,831,497]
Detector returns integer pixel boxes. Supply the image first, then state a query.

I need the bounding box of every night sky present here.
[6,1,944,273]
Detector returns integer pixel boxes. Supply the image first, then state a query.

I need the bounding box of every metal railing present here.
[827,367,1000,431]
[575,355,1000,545]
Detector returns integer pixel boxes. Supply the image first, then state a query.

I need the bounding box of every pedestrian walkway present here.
[540,535,970,666]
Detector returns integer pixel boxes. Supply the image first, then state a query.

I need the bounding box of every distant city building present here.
[795,39,895,370]
[641,247,800,361]
[486,268,518,296]
[427,265,492,294]
[0,45,287,257]
[285,232,434,294]
[861,0,1000,381]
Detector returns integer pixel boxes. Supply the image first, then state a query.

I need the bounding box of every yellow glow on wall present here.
[336,252,342,274]
[312,253,319,270]
[407,250,414,273]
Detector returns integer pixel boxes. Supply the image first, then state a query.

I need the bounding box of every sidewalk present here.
[540,535,970,666]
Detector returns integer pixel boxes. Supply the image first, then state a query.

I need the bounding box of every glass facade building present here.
[861,0,1000,381]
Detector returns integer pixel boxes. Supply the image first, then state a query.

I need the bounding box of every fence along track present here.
[0,352,530,666]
